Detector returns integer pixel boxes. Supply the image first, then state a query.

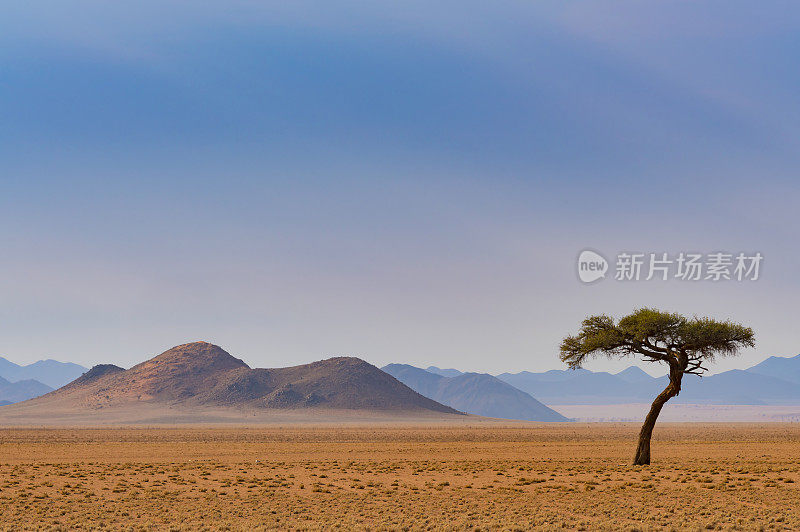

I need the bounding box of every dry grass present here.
[0,424,797,530]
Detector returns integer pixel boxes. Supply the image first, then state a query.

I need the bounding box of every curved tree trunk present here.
[633,370,681,465]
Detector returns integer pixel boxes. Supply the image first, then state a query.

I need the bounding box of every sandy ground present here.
[0,402,474,426]
[5,397,800,425]
[0,423,798,530]
[553,404,800,422]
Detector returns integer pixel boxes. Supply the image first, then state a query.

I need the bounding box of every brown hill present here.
[64,364,124,388]
[9,342,459,417]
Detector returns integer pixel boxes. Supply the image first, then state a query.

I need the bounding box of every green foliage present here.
[559,308,755,373]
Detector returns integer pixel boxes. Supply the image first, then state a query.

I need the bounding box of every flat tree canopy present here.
[560,308,754,464]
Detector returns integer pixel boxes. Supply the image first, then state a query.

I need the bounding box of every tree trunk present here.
[633,370,681,465]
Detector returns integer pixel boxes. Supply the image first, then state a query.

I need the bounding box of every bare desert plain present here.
[0,423,798,531]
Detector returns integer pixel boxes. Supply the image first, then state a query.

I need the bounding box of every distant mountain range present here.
[747,355,800,386]
[386,355,800,419]
[425,366,464,378]
[382,364,568,421]
[497,354,800,405]
[0,376,52,404]
[0,357,89,404]
[0,357,88,388]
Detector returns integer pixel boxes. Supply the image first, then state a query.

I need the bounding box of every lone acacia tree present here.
[560,308,754,465]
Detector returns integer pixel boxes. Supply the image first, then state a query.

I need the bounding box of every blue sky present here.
[1,1,799,374]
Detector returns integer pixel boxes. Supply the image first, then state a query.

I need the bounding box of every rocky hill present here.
[12,342,459,416]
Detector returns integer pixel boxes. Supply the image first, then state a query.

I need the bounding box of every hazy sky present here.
[2,1,798,376]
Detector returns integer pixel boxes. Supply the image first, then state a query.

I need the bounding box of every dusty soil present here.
[0,424,797,530]
[553,403,800,422]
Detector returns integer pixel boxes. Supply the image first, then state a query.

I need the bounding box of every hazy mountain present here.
[746,354,800,385]
[0,357,88,388]
[677,370,800,405]
[387,365,443,395]
[0,375,53,403]
[425,366,463,378]
[0,358,19,376]
[10,342,459,415]
[382,364,568,421]
[497,369,664,404]
[505,368,593,383]
[615,366,656,383]
[497,355,800,405]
